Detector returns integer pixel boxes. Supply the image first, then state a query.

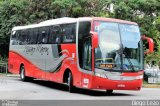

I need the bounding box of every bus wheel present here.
[20,65,33,82]
[68,72,75,93]
[20,65,26,81]
[106,90,113,94]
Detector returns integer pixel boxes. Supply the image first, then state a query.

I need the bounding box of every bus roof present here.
[12,17,138,31]
[12,17,77,31]
[92,17,137,25]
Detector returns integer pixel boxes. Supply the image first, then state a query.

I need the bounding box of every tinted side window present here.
[11,31,18,45]
[49,25,62,44]
[26,29,31,44]
[17,29,30,45]
[17,30,24,45]
[62,23,76,43]
[37,27,49,44]
[11,28,38,45]
[16,30,21,45]
[27,29,32,44]
[30,28,38,44]
[48,26,56,44]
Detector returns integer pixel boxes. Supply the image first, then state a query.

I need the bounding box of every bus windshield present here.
[94,21,143,71]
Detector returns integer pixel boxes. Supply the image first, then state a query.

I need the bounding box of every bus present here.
[8,17,154,93]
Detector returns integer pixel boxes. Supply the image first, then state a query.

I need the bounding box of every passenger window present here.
[48,26,55,44]
[26,30,31,44]
[62,23,76,43]
[18,30,24,45]
[49,25,62,44]
[16,30,28,45]
[30,28,38,44]
[11,31,17,45]
[16,30,21,45]
[37,27,49,44]
[42,32,47,44]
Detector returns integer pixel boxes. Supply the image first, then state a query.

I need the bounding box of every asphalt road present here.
[0,76,160,100]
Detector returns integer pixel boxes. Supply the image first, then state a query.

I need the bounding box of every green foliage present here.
[0,0,159,64]
[0,55,8,63]
[155,16,160,31]
[108,0,160,64]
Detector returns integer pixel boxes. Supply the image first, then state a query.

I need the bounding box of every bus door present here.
[78,21,92,88]
[81,36,93,88]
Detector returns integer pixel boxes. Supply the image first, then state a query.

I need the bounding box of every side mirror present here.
[142,35,154,54]
[90,31,98,48]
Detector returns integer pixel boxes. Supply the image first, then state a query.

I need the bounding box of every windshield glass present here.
[94,21,143,71]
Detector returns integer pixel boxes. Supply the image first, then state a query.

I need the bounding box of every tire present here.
[68,72,75,93]
[20,65,33,82]
[20,65,26,81]
[106,90,113,95]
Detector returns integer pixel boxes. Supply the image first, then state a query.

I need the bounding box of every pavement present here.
[0,76,160,100]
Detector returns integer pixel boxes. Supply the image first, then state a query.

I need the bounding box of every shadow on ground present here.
[17,78,135,97]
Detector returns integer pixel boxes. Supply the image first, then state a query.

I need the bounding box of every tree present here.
[0,0,56,57]
[0,0,159,61]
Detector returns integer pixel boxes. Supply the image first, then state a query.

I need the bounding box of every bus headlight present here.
[95,73,106,78]
[135,75,143,79]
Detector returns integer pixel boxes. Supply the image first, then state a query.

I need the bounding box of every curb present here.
[0,74,19,77]
[7,74,19,77]
[143,84,160,88]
